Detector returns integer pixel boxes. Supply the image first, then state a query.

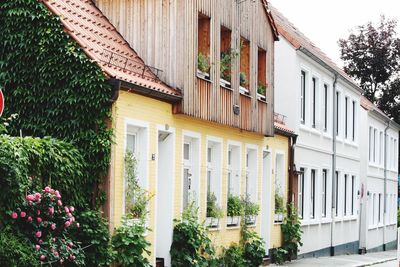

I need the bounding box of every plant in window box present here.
[274,193,286,223]
[227,194,243,226]
[197,53,211,80]
[239,72,249,94]
[206,192,223,228]
[220,49,239,87]
[242,196,259,225]
[257,83,267,100]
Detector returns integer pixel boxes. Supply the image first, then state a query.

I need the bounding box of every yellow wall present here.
[110,90,289,262]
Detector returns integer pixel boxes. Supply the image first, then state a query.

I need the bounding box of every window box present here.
[205,217,220,228]
[239,86,249,95]
[220,78,231,88]
[226,216,240,227]
[257,93,266,101]
[274,213,285,223]
[245,215,257,226]
[197,69,210,80]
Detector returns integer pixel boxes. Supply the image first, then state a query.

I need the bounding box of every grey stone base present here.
[367,240,398,253]
[298,240,359,259]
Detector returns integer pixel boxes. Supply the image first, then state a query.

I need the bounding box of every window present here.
[345,97,348,138]
[370,193,375,226]
[394,139,398,169]
[183,135,200,210]
[312,78,316,128]
[275,153,285,215]
[298,168,305,219]
[344,174,348,216]
[378,193,382,224]
[240,38,250,91]
[323,84,328,131]
[227,144,240,197]
[257,48,267,97]
[336,91,340,136]
[373,129,377,163]
[300,71,306,123]
[369,127,373,162]
[322,169,327,218]
[351,176,355,215]
[206,140,222,218]
[310,169,316,219]
[379,132,383,165]
[352,100,356,141]
[335,171,339,216]
[197,13,211,78]
[245,147,257,203]
[220,26,232,86]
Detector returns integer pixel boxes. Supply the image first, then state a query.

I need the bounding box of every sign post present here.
[0,89,3,117]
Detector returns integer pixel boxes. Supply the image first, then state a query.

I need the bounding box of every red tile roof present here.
[42,0,181,98]
[274,122,295,136]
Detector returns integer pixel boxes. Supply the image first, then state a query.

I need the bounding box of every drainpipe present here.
[330,74,338,256]
[108,78,121,104]
[383,120,390,251]
[288,134,298,205]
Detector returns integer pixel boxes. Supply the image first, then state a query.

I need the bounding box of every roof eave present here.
[119,80,182,103]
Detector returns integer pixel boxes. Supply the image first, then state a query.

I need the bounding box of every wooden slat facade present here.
[96,0,276,136]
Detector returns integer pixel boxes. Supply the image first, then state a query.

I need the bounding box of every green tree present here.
[338,16,400,123]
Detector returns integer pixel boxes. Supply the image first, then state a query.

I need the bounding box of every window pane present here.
[184,143,190,160]
[126,134,136,154]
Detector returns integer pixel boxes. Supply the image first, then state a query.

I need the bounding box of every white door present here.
[261,151,272,255]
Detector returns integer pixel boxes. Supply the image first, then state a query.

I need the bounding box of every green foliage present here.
[240,72,248,87]
[207,192,223,218]
[112,219,151,267]
[0,226,40,267]
[271,247,288,265]
[170,204,217,267]
[242,196,260,216]
[124,152,153,220]
[397,208,400,227]
[257,83,266,95]
[219,243,246,267]
[227,195,243,217]
[241,230,266,267]
[275,193,285,214]
[197,53,211,74]
[0,0,113,209]
[70,210,113,267]
[220,49,239,81]
[281,203,303,260]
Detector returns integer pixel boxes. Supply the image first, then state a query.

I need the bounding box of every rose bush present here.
[10,186,84,265]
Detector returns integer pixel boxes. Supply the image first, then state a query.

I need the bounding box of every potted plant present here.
[274,193,285,223]
[257,83,266,100]
[239,72,249,94]
[227,194,243,226]
[220,49,239,88]
[206,192,223,228]
[197,53,210,80]
[243,196,259,225]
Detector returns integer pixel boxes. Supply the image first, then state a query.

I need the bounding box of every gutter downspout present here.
[383,120,390,251]
[330,73,338,256]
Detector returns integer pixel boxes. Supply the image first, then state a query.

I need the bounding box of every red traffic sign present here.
[0,89,3,117]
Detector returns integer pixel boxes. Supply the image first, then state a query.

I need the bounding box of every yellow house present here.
[44,0,295,265]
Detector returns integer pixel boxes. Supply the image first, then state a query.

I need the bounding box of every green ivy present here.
[0,0,113,210]
[281,203,303,260]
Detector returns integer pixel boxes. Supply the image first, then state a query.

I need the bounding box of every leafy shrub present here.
[10,186,84,265]
[0,226,40,267]
[242,230,266,267]
[70,210,113,267]
[170,204,217,267]
[112,219,151,267]
[219,243,245,267]
[227,195,243,217]
[281,203,302,260]
[207,192,223,218]
[197,53,211,73]
[271,247,288,265]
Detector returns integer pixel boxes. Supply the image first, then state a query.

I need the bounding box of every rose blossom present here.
[55,190,61,199]
[26,194,35,201]
[48,207,54,215]
[64,206,69,213]
[69,206,75,212]
[20,211,26,218]
[39,239,43,244]
[27,216,33,222]
[11,212,18,219]
[37,217,42,223]
[67,212,72,218]
[34,193,41,200]
[40,255,46,261]
[76,223,80,228]
[37,210,41,215]
[51,223,56,230]
[69,217,75,223]
[45,186,51,193]
[64,221,71,228]
[57,200,62,206]
[36,231,42,238]
[35,245,40,251]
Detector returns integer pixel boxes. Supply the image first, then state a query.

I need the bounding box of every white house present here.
[272,6,398,258]
[359,97,399,252]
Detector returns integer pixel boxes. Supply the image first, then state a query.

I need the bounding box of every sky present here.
[268,0,400,67]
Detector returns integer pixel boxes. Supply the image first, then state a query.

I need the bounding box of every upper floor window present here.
[312,78,317,128]
[335,91,340,136]
[369,127,373,162]
[220,26,233,88]
[257,48,267,99]
[310,169,316,219]
[300,71,306,123]
[323,84,328,131]
[298,168,305,219]
[240,38,250,93]
[344,96,348,138]
[197,13,211,80]
[322,169,328,218]
[352,100,356,141]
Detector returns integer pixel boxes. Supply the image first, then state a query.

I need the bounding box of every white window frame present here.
[227,141,241,197]
[206,136,223,216]
[245,144,258,203]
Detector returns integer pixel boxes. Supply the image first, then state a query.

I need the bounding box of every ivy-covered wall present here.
[0,0,113,209]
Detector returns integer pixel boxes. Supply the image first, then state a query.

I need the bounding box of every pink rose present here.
[64,206,69,213]
[37,217,42,223]
[11,212,18,219]
[51,223,56,230]
[34,193,41,200]
[37,210,41,215]
[20,211,26,218]
[55,190,61,199]
[40,255,46,261]
[67,213,72,218]
[76,223,80,228]
[27,216,33,222]
[69,242,74,247]
[36,231,42,238]
[45,186,51,193]
[26,194,35,201]
[69,217,75,223]
[57,200,62,206]
[48,207,54,215]
[64,221,71,228]
[35,245,40,251]
[39,239,43,244]
[69,206,75,212]
[54,251,59,257]
[28,201,33,206]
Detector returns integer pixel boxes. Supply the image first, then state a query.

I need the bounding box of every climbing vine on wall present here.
[0,0,113,209]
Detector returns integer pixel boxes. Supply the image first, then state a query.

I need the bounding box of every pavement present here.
[269,250,397,267]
